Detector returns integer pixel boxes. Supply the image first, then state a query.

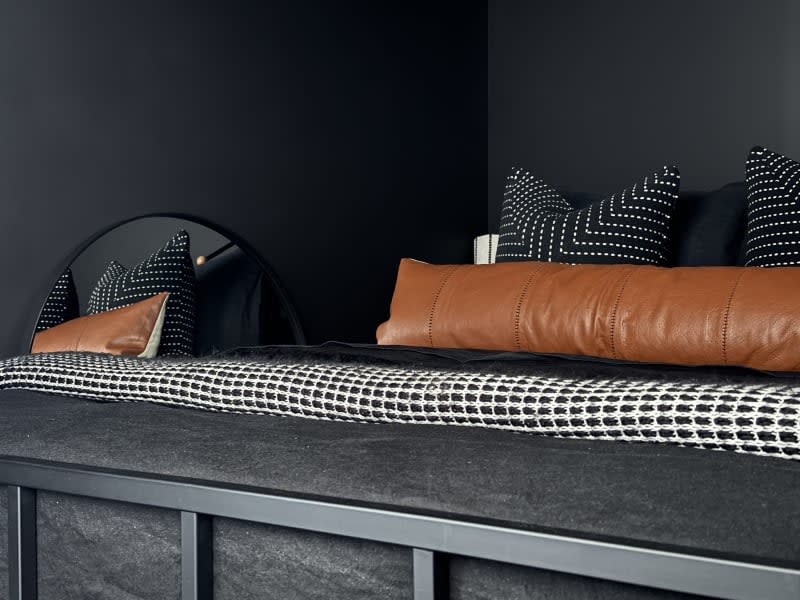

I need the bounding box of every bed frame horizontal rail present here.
[1,456,797,600]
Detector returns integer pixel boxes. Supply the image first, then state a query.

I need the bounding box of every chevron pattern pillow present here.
[744,146,800,266]
[87,230,197,356]
[496,166,681,264]
[36,268,80,331]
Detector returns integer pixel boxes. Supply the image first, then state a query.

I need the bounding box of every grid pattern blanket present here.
[1,348,798,461]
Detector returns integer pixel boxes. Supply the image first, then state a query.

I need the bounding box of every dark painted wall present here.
[489,0,800,228]
[0,1,487,356]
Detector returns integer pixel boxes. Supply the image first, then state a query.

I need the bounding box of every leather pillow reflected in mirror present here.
[32,293,168,358]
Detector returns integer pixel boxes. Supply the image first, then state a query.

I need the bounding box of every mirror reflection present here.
[32,216,301,357]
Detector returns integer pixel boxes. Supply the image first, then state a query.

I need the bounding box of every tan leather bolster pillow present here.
[376,259,800,372]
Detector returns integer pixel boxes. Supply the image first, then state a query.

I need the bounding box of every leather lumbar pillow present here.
[32,292,169,358]
[377,259,800,372]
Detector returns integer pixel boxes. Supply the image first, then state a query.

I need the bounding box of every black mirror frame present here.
[26,212,306,353]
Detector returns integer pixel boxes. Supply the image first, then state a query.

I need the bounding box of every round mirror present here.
[31,215,304,357]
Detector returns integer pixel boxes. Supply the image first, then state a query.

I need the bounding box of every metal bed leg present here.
[8,486,37,600]
[181,511,213,600]
[413,548,448,600]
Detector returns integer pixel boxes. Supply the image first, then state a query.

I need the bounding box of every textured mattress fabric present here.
[213,518,412,600]
[0,343,798,460]
[14,495,412,600]
[36,493,181,600]
[0,491,6,598]
[449,558,708,600]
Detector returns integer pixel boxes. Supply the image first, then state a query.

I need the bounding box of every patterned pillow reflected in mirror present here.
[87,230,197,357]
[36,268,80,332]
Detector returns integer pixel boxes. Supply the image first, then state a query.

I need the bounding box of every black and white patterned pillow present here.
[87,230,197,356]
[744,146,800,266]
[496,166,681,264]
[35,268,79,331]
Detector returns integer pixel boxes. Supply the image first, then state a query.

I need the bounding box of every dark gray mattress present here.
[0,389,797,567]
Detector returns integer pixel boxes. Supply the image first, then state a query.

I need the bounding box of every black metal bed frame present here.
[2,456,798,600]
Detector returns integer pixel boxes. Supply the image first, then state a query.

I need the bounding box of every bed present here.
[0,343,798,600]
[5,172,800,599]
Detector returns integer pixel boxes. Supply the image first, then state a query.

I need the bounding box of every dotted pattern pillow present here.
[87,230,197,356]
[744,146,800,266]
[496,166,681,264]
[36,268,79,332]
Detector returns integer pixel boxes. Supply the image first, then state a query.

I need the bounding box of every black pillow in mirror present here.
[36,268,79,331]
[87,230,197,357]
[194,247,262,356]
[496,165,680,265]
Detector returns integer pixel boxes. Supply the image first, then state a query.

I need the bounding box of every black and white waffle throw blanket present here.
[1,343,798,461]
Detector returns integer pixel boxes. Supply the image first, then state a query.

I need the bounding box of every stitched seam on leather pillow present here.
[427,265,460,347]
[609,268,635,359]
[73,319,89,353]
[514,264,542,351]
[721,270,745,365]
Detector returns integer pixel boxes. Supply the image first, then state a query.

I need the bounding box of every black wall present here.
[489,0,800,228]
[0,1,487,356]
[9,1,797,356]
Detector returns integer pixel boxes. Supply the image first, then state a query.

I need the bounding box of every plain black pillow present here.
[669,183,747,266]
[194,248,301,354]
[565,185,747,266]
[194,248,262,356]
